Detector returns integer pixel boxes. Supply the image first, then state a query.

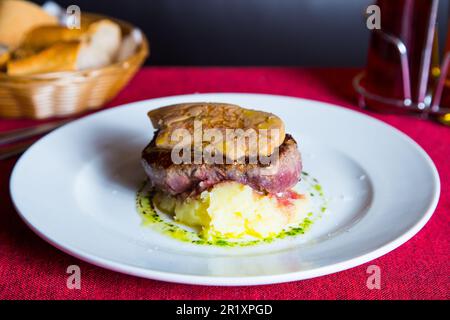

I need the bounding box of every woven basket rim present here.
[0,12,149,82]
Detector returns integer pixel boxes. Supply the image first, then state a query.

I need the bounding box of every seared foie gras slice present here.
[147,102,286,161]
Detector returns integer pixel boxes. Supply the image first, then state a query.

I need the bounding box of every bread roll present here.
[0,0,58,48]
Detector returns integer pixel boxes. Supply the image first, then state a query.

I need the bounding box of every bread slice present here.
[7,41,81,75]
[19,25,84,52]
[7,19,122,75]
[78,19,121,69]
[0,44,10,70]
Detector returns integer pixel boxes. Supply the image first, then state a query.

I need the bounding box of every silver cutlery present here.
[0,120,70,160]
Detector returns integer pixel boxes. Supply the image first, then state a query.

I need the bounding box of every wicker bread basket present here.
[0,13,149,119]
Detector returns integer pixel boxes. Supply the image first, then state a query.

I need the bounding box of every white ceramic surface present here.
[10,93,440,286]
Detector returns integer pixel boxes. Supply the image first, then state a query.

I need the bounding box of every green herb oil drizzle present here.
[136,172,327,247]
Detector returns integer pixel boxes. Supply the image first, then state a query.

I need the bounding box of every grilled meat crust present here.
[141,133,302,196]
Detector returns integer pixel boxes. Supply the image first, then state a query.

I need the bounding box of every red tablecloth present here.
[0,67,448,300]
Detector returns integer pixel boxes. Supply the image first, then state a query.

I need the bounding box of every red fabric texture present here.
[0,67,448,300]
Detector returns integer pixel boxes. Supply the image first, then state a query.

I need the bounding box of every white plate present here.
[10,93,440,286]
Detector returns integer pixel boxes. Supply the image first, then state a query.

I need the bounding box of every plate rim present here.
[10,93,441,286]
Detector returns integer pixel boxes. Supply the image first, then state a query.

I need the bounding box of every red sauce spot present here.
[273,190,303,207]
[284,190,302,200]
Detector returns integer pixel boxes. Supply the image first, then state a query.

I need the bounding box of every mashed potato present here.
[153,182,309,240]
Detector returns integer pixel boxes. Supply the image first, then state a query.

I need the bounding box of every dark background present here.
[33,0,449,66]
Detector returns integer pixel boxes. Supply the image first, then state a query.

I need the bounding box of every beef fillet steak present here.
[141,134,302,196]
